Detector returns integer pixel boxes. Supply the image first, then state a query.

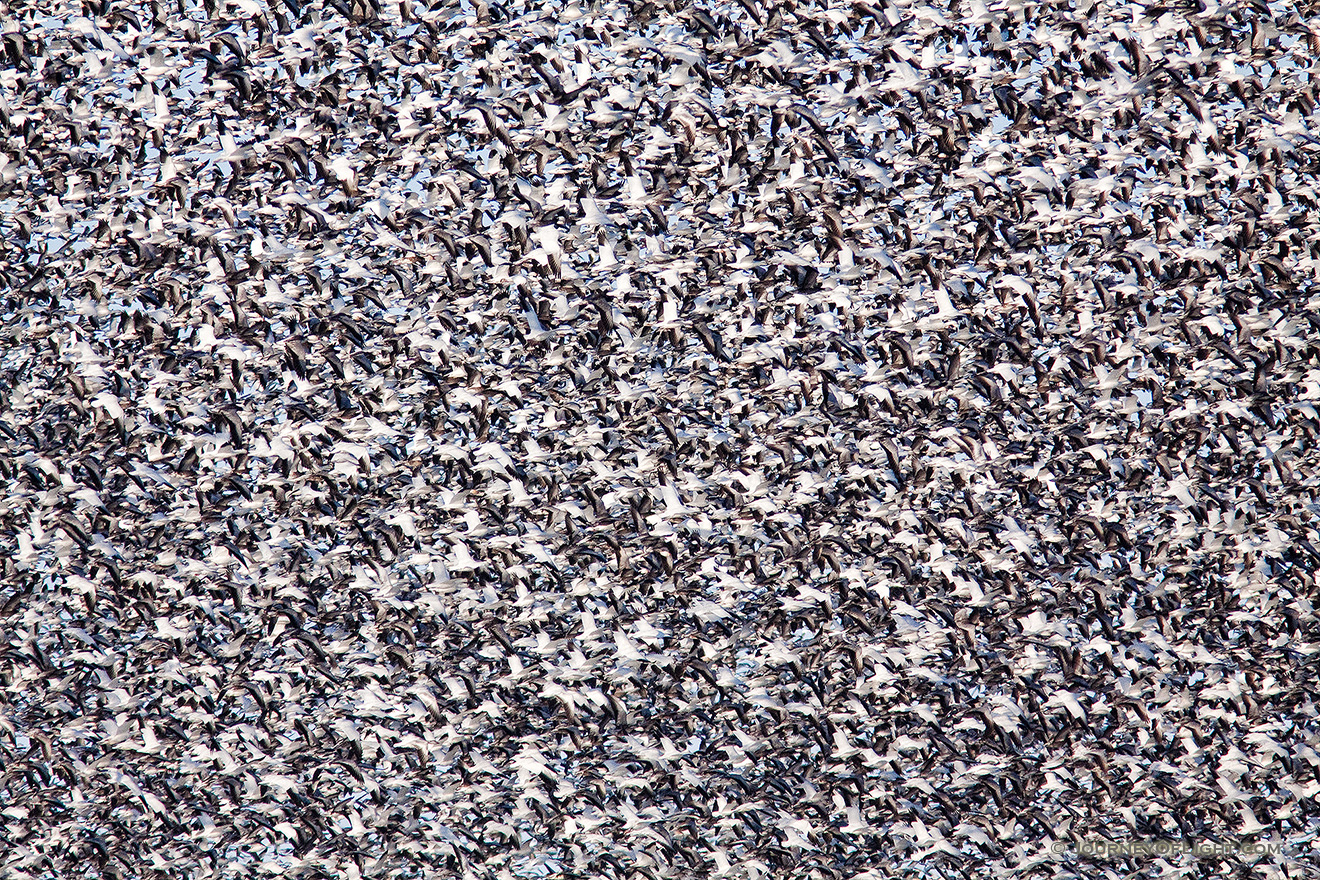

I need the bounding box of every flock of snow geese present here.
[3,0,1320,877]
